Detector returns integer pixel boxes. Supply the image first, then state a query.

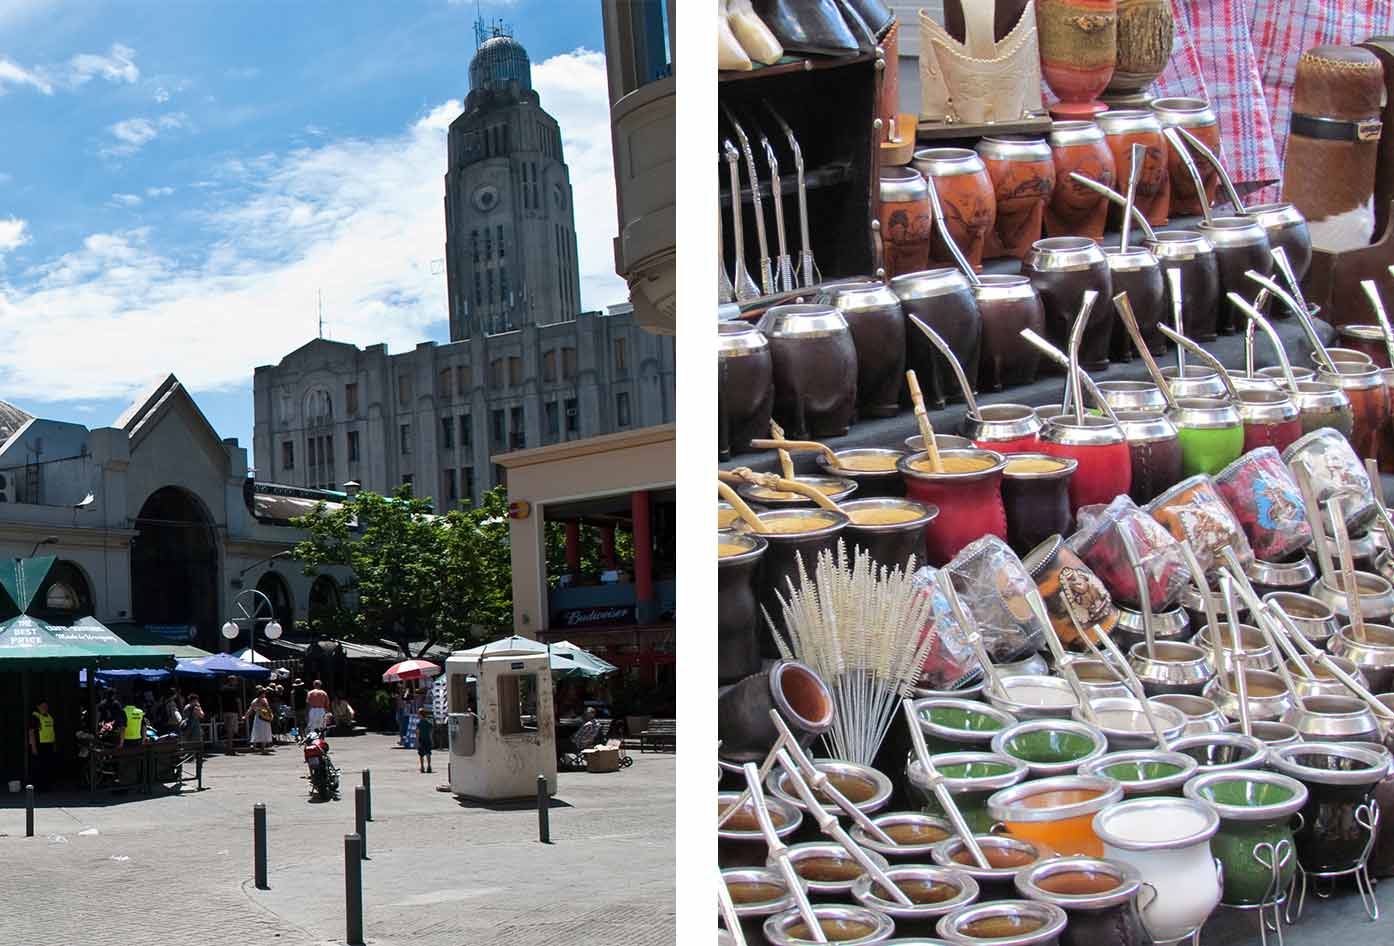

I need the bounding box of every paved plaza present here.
[0,734,676,946]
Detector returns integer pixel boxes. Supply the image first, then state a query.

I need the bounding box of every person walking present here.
[29,699,56,790]
[416,706,434,774]
[181,692,206,749]
[219,677,241,753]
[306,680,330,733]
[245,687,274,753]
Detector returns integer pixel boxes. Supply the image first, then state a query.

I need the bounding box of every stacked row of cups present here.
[721,688,1394,945]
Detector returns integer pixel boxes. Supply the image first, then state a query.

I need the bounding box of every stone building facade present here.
[252,22,676,507]
[252,305,673,507]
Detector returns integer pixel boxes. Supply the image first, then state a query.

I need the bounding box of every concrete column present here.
[632,490,653,622]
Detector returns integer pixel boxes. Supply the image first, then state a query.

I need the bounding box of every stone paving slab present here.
[0,734,676,946]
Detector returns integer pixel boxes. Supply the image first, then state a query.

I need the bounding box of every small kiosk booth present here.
[445,646,557,800]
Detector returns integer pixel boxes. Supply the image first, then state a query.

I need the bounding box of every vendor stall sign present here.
[145,624,196,641]
[552,605,636,628]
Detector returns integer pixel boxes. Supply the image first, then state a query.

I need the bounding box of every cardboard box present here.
[583,746,620,773]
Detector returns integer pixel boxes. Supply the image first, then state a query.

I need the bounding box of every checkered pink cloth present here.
[1152,0,1394,202]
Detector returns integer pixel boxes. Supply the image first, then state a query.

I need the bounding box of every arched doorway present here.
[131,486,220,649]
[255,570,295,641]
[34,560,94,625]
[309,574,340,621]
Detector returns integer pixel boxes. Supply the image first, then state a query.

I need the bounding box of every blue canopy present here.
[178,652,270,679]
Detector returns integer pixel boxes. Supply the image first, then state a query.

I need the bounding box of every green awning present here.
[52,617,177,668]
[0,614,174,671]
[108,623,213,660]
[0,555,57,614]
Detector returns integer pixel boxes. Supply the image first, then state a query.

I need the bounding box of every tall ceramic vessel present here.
[1105,0,1174,97]
[1038,0,1118,119]
[1045,122,1116,239]
[878,167,933,278]
[1153,98,1222,216]
[1096,109,1170,225]
[977,136,1056,260]
[913,148,997,271]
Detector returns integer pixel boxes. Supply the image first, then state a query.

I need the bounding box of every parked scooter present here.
[302,720,340,801]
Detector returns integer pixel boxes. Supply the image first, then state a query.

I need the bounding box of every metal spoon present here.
[1067,173,1157,242]
[1156,323,1242,401]
[1243,270,1339,374]
[925,178,982,288]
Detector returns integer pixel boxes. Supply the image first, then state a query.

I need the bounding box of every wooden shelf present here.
[915,113,1054,143]
[719,51,875,84]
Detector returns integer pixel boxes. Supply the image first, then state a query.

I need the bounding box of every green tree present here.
[291,486,510,657]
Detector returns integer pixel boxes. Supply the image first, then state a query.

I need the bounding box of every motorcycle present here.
[302,724,340,801]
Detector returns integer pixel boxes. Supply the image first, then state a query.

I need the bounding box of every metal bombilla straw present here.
[722,107,774,296]
[1167,267,1187,378]
[1067,173,1157,240]
[1120,143,1145,254]
[771,746,914,906]
[759,131,796,294]
[1163,127,1214,225]
[1019,329,1122,423]
[924,177,982,289]
[1364,458,1394,553]
[1270,246,1312,320]
[1068,290,1101,425]
[1328,498,1371,644]
[1219,570,1254,738]
[1263,596,1394,721]
[765,709,896,845]
[1178,541,1229,695]
[1292,464,1338,585]
[764,103,816,289]
[1241,290,1272,379]
[939,569,1006,701]
[1082,610,1175,749]
[723,140,760,303]
[740,760,827,943]
[901,698,992,870]
[1361,278,1394,368]
[1118,525,1158,660]
[1024,589,1099,725]
[1230,293,1301,393]
[1244,270,1340,374]
[1156,324,1242,401]
[1218,546,1317,683]
[718,169,735,304]
[908,314,981,417]
[1217,564,1303,698]
[1173,126,1247,214]
[717,870,749,946]
[1114,291,1179,409]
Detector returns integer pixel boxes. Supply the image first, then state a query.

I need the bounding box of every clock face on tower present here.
[472,184,500,213]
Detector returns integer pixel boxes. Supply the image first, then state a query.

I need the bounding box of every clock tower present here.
[444,19,583,341]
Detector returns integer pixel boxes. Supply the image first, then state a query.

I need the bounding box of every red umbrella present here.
[382,659,442,683]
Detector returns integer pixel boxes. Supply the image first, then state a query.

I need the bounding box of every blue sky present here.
[0,0,624,466]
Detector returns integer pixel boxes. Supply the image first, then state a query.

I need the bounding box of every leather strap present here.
[1290,112,1383,142]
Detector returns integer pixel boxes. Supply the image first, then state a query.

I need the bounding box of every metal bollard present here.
[253,803,268,889]
[345,834,364,946]
[25,785,33,838]
[361,769,372,821]
[354,785,368,859]
[537,774,550,844]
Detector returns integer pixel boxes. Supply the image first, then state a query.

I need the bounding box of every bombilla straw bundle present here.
[769,542,938,767]
[717,869,749,946]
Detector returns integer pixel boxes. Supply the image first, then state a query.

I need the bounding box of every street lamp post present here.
[222,588,283,660]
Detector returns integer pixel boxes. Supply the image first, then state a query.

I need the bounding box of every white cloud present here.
[153,87,169,103]
[103,112,188,156]
[0,218,28,254]
[531,49,626,313]
[0,49,626,404]
[109,193,143,208]
[145,186,174,198]
[0,58,52,94]
[67,43,138,86]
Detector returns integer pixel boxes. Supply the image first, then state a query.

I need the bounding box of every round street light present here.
[265,619,283,640]
[221,620,240,640]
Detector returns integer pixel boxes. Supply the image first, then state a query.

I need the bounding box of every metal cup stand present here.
[1286,801,1381,925]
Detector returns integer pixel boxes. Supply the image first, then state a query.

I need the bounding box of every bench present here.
[639,719,676,753]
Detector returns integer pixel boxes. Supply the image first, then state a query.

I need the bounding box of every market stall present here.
[716,3,1394,943]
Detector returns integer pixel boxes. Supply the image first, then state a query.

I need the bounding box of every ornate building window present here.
[304,388,333,427]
